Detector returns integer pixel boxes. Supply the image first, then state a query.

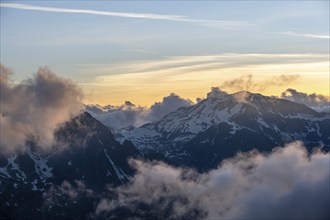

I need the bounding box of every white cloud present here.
[0,3,247,28]
[281,31,330,39]
[281,88,330,113]
[122,49,153,54]
[206,87,228,100]
[85,93,193,130]
[0,64,83,155]
[85,102,148,130]
[96,142,330,219]
[87,53,328,81]
[146,93,193,122]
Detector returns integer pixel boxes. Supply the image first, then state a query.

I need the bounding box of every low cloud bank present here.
[281,88,330,113]
[0,64,83,155]
[96,142,329,219]
[86,93,193,130]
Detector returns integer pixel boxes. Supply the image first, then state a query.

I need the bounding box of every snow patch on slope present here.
[104,150,128,183]
[27,148,53,179]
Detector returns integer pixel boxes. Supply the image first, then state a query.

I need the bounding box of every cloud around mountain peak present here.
[1,64,328,155]
[281,88,330,113]
[86,93,194,130]
[206,87,229,99]
[0,64,83,155]
[87,85,330,131]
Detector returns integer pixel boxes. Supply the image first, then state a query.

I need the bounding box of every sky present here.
[1,1,329,106]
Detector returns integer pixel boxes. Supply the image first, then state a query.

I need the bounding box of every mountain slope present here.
[1,91,329,219]
[118,91,330,170]
[0,112,138,219]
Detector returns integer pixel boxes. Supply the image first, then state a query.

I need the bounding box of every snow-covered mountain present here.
[116,90,329,170]
[1,90,329,219]
[0,112,138,219]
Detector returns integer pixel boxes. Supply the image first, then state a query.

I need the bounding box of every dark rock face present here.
[50,112,138,187]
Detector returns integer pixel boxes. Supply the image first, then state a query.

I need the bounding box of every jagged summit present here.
[0,111,139,198]
[64,111,101,127]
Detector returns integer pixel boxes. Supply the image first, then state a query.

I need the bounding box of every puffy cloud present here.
[146,93,193,122]
[86,93,193,130]
[281,88,330,113]
[0,64,83,155]
[96,142,330,220]
[85,102,147,130]
[206,87,251,104]
[206,87,228,100]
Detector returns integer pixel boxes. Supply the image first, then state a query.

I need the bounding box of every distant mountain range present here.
[117,91,329,170]
[1,91,329,219]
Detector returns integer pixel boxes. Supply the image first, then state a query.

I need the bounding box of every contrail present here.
[281,31,330,39]
[0,3,246,27]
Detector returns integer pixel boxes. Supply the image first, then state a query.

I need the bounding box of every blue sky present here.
[1,1,329,105]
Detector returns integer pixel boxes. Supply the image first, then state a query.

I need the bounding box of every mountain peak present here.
[231,91,265,102]
[206,87,229,100]
[56,111,106,139]
[119,90,329,156]
[77,111,94,120]
[206,89,266,104]
[75,111,104,126]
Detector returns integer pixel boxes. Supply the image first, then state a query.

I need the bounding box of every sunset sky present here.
[1,1,329,106]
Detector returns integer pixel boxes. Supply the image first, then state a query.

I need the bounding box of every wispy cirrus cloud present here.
[76,53,328,105]
[280,31,330,39]
[0,3,248,28]
[77,53,329,78]
[122,49,153,54]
